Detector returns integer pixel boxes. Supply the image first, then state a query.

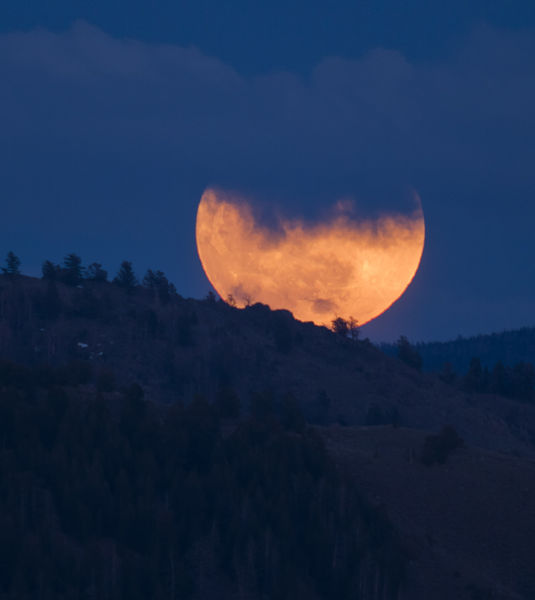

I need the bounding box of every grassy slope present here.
[323,425,535,600]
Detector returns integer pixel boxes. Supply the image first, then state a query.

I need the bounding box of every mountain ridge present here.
[1,272,535,598]
[1,274,534,456]
[381,326,535,373]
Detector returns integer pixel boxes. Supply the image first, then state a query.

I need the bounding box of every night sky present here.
[1,1,535,341]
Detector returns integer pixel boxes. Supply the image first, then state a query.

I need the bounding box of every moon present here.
[195,188,425,326]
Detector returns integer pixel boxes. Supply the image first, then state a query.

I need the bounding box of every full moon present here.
[196,188,425,326]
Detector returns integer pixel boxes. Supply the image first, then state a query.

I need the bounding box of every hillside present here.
[0,369,408,600]
[1,275,534,456]
[1,272,535,599]
[323,425,535,600]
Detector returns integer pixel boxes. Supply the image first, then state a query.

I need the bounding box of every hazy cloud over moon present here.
[0,22,534,339]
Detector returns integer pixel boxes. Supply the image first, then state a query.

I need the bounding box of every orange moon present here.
[195,188,425,326]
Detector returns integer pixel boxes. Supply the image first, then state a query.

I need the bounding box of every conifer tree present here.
[142,269,158,288]
[86,262,108,282]
[396,335,423,371]
[463,357,485,392]
[143,269,175,303]
[114,261,138,290]
[42,260,60,280]
[1,251,21,278]
[62,253,84,286]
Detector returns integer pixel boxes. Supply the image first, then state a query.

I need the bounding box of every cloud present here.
[2,21,533,185]
[0,21,534,339]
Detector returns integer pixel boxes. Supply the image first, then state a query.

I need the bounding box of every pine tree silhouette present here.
[1,251,21,278]
[114,261,138,290]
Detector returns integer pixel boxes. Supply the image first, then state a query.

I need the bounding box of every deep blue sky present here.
[1,1,535,341]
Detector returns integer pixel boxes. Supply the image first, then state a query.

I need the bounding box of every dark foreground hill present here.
[1,275,534,456]
[0,372,407,600]
[1,274,535,599]
[324,426,535,600]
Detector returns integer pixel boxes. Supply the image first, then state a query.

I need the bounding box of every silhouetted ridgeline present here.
[382,336,535,404]
[1,262,534,456]
[2,254,535,599]
[381,327,535,373]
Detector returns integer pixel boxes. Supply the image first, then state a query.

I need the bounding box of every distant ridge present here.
[381,326,535,373]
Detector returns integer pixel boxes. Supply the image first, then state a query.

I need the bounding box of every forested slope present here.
[1,270,535,599]
[0,365,406,599]
[1,274,534,456]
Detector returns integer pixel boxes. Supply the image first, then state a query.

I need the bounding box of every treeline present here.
[1,250,177,300]
[0,258,309,405]
[0,360,407,600]
[386,336,535,403]
[457,357,535,401]
[3,251,367,341]
[383,327,535,374]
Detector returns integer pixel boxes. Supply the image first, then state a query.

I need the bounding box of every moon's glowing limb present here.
[196,189,425,326]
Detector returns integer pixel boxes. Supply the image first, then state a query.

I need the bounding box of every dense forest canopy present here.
[0,359,406,600]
